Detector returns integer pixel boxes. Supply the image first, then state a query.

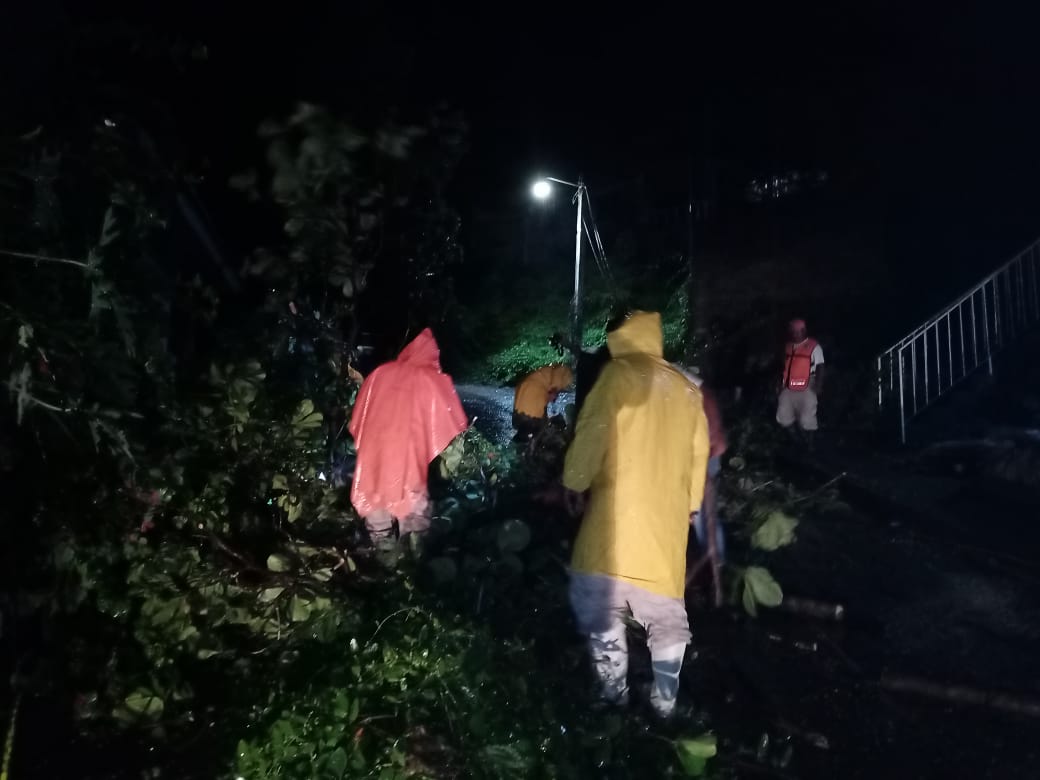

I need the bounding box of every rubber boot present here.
[648,642,687,720]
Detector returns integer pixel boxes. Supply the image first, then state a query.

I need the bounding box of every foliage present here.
[675,733,718,777]
[234,102,467,364]
[750,510,799,551]
[435,427,514,487]
[708,429,811,616]
[738,566,785,617]
[453,265,689,384]
[0,104,724,780]
[0,64,826,778]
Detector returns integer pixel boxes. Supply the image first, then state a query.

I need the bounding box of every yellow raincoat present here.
[514,364,574,419]
[563,311,709,598]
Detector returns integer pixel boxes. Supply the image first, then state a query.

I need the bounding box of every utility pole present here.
[571,177,585,355]
[530,175,587,358]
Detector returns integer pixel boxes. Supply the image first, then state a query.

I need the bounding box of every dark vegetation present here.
[0,18,807,779]
[4,6,1040,780]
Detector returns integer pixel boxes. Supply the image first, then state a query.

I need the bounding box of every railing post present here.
[970,291,979,368]
[958,302,966,380]
[911,337,918,414]
[898,346,907,444]
[1032,245,1040,321]
[923,325,930,404]
[993,276,1002,347]
[980,281,993,375]
[1017,257,1026,326]
[945,314,953,392]
[877,355,883,408]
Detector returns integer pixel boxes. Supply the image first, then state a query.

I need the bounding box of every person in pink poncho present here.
[348,328,468,541]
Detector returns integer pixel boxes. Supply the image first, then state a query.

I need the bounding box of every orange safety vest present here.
[782,338,818,391]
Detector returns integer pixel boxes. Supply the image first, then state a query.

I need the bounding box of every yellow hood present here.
[606,311,664,359]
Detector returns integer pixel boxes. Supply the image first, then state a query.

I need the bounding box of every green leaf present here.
[496,518,531,553]
[146,599,178,626]
[438,438,464,477]
[742,580,758,617]
[751,510,799,551]
[124,689,164,719]
[17,324,32,347]
[728,455,746,471]
[272,473,289,491]
[260,586,285,602]
[291,399,323,430]
[327,746,348,779]
[267,553,292,572]
[676,753,706,776]
[677,734,717,758]
[286,500,304,523]
[291,596,312,622]
[196,648,219,660]
[675,734,716,777]
[745,566,783,608]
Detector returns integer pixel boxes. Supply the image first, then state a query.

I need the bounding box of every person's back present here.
[567,321,707,595]
[349,329,467,539]
[514,364,572,418]
[563,311,709,718]
[513,363,572,440]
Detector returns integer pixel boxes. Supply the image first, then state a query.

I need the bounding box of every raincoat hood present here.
[349,329,467,519]
[607,311,664,359]
[396,328,441,369]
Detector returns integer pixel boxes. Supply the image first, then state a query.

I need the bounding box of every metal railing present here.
[877,237,1040,443]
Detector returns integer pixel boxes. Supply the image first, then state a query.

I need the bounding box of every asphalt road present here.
[456,383,573,443]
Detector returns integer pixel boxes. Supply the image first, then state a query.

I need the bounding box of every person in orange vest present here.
[512,363,573,441]
[776,318,824,445]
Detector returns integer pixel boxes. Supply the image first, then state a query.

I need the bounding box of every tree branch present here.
[0,248,90,269]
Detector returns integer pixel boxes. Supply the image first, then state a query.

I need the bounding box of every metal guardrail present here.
[877,237,1040,443]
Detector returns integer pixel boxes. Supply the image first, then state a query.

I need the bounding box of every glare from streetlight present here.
[531,180,552,200]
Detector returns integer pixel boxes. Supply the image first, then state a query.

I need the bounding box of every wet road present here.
[457,383,573,443]
[459,379,1040,778]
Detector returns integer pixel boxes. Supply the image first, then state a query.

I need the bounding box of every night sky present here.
[4,2,1040,311]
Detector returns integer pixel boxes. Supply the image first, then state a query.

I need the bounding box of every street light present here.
[531,175,586,355]
[531,180,552,200]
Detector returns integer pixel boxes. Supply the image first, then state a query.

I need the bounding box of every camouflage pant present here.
[568,572,691,718]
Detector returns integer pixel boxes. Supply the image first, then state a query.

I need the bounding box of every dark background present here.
[4,1,1040,349]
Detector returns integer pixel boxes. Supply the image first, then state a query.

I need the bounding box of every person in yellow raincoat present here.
[512,363,573,440]
[562,311,709,718]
